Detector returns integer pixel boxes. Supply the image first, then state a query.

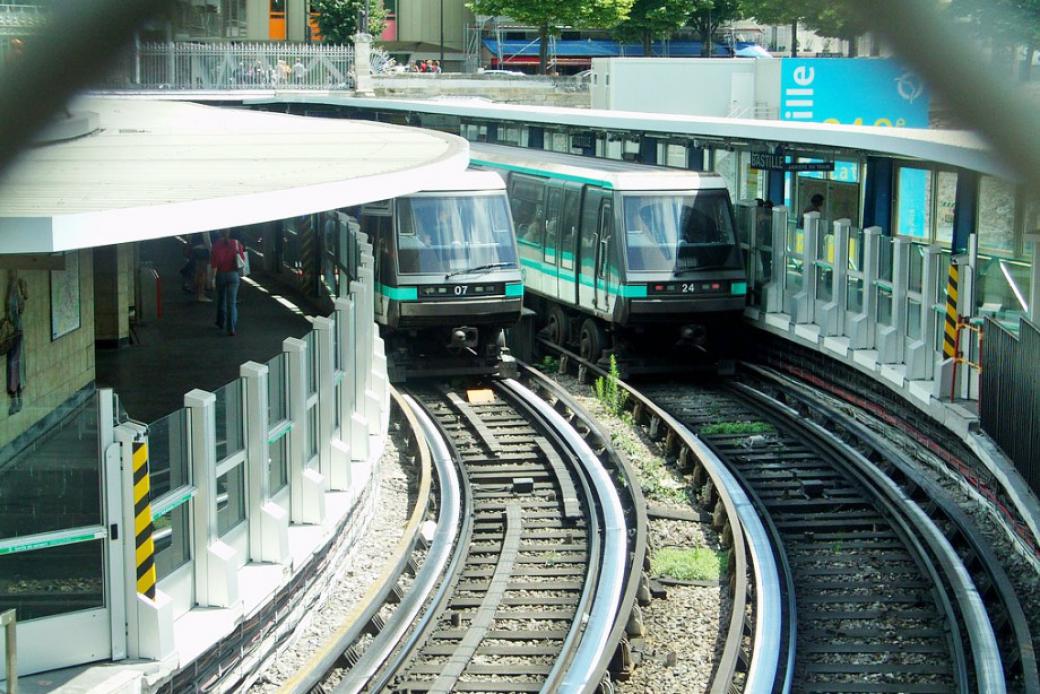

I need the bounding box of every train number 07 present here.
[453,285,468,296]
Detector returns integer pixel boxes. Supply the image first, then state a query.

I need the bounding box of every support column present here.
[349,281,370,462]
[790,212,819,323]
[847,227,881,348]
[313,316,335,489]
[332,297,355,487]
[352,33,374,95]
[241,361,289,564]
[818,219,851,337]
[115,422,174,662]
[93,244,132,348]
[185,389,238,608]
[762,206,789,314]
[284,338,324,525]
[906,245,941,380]
[877,238,910,364]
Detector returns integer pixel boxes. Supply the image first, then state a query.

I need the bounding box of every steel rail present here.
[732,380,1006,693]
[500,378,628,694]
[748,363,1038,692]
[333,392,463,693]
[488,379,604,694]
[532,339,786,694]
[277,388,432,694]
[519,362,649,688]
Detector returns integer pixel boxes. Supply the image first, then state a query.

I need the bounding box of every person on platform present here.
[803,193,824,215]
[211,229,245,336]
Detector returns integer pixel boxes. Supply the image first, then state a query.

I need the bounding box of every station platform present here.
[95,237,314,423]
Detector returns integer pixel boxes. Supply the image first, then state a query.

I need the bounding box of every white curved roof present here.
[0,97,470,253]
[411,168,505,193]
[471,143,728,191]
[258,94,1012,181]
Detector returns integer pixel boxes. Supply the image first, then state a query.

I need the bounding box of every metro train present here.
[470,144,748,366]
[358,169,524,380]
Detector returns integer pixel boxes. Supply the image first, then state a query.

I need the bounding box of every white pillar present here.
[790,212,819,323]
[185,389,239,608]
[877,237,910,364]
[331,297,354,489]
[352,33,374,95]
[847,227,881,349]
[763,205,788,314]
[283,337,325,525]
[349,281,370,462]
[115,422,175,662]
[241,361,289,564]
[818,219,851,336]
[313,316,335,489]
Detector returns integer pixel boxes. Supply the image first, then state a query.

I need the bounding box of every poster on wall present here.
[779,58,930,128]
[50,251,80,340]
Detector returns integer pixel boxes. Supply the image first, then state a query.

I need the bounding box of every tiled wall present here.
[0,250,95,449]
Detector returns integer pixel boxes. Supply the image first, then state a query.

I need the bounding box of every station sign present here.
[749,152,834,172]
[779,58,930,128]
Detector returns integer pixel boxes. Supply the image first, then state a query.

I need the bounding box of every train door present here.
[360,201,392,322]
[578,188,608,313]
[543,184,563,301]
[594,199,615,315]
[559,184,582,306]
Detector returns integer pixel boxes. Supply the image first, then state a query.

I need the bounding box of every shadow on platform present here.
[95,238,315,424]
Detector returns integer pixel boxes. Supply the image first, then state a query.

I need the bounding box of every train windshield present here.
[396,194,518,275]
[621,192,740,273]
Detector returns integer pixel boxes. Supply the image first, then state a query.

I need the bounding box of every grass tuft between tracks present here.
[651,547,727,582]
[700,420,774,436]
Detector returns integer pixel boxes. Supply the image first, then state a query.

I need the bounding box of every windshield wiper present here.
[445,262,512,279]
[673,264,736,275]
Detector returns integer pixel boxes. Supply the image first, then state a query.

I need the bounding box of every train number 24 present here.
[679,283,697,294]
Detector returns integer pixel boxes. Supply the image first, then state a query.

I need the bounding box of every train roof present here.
[470,143,728,192]
[409,169,506,194]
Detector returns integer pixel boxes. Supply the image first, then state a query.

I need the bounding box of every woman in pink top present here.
[210,229,244,336]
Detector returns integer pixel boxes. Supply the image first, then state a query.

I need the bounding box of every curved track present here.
[540,340,1034,693]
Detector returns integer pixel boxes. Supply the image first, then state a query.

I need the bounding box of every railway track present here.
[282,378,639,693]
[540,340,1037,693]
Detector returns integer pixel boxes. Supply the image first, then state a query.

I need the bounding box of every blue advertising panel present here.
[779,58,929,128]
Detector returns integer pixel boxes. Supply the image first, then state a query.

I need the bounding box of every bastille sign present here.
[749,152,834,172]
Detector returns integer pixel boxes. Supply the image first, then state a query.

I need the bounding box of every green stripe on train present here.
[520,257,646,298]
[505,283,524,297]
[471,158,614,189]
[376,283,418,301]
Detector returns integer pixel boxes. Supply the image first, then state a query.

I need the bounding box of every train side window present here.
[544,188,562,263]
[509,174,546,244]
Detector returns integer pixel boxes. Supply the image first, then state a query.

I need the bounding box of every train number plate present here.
[648,281,728,295]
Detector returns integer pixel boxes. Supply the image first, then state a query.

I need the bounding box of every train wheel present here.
[546,306,569,345]
[579,319,605,363]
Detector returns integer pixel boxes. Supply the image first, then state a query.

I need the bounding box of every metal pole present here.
[439,0,445,68]
[2,608,15,694]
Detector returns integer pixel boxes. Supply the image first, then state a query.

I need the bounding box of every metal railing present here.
[981,317,1040,496]
[98,42,356,91]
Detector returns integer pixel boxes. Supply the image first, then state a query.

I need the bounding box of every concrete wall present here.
[0,250,95,449]
[373,75,590,107]
[591,58,780,118]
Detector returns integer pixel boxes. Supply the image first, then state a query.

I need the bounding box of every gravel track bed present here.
[248,424,417,692]
[545,371,730,693]
[775,376,1040,673]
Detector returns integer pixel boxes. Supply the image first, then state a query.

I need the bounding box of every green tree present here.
[685,0,744,57]
[801,1,870,57]
[468,0,635,73]
[612,0,691,56]
[311,0,387,45]
[742,0,810,57]
[948,0,1040,79]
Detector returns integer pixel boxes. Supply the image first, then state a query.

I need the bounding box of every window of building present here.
[977,176,1018,256]
[895,164,958,245]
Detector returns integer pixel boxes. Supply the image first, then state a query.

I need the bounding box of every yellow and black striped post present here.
[132,441,157,600]
[943,260,960,360]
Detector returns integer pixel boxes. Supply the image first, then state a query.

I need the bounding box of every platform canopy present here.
[0,97,470,253]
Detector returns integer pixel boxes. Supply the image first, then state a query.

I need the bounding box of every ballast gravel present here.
[548,371,730,694]
[249,426,415,692]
